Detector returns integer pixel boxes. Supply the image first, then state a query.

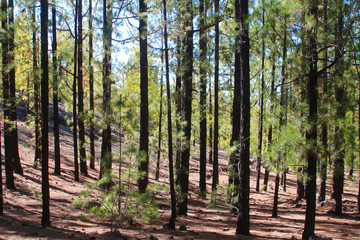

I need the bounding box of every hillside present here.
[0,102,359,240]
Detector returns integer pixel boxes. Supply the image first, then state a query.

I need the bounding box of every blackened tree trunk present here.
[236,0,250,235]
[163,0,176,228]
[33,0,41,169]
[78,0,87,175]
[138,0,149,194]
[99,0,112,180]
[302,1,318,238]
[8,0,23,175]
[89,0,95,170]
[332,0,345,216]
[256,0,265,192]
[229,0,242,199]
[212,0,220,192]
[358,62,360,213]
[52,0,61,175]
[2,0,15,189]
[199,0,207,198]
[318,0,328,203]
[73,0,79,181]
[41,0,50,226]
[178,0,193,215]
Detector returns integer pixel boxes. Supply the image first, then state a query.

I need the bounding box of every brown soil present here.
[1,108,360,240]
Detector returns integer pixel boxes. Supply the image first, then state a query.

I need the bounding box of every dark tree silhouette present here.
[89,0,95,170]
[199,0,207,198]
[235,0,250,235]
[178,0,193,215]
[138,0,149,193]
[53,0,61,175]
[41,0,50,226]
[302,0,318,238]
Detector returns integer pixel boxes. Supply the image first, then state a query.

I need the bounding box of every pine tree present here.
[41,0,50,226]
[89,0,95,170]
[138,0,149,193]
[53,0,61,175]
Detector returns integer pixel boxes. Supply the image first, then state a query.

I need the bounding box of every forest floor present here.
[0,103,360,240]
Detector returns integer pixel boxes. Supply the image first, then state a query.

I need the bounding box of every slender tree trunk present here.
[163,0,176,227]
[332,0,345,216]
[41,0,50,226]
[78,0,87,176]
[212,0,220,192]
[209,82,213,165]
[199,0,207,198]
[138,0,149,193]
[358,64,360,213]
[178,0,193,215]
[8,0,22,175]
[156,51,164,181]
[236,0,250,235]
[33,0,41,169]
[229,0,242,198]
[89,0,95,170]
[175,36,182,187]
[302,1,318,238]
[256,0,265,192]
[99,0,113,180]
[73,0,79,181]
[2,0,15,189]
[272,18,287,217]
[53,0,61,175]
[318,0,328,203]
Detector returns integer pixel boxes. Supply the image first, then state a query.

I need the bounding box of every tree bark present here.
[156,51,164,181]
[8,0,23,175]
[199,0,207,198]
[89,0,95,170]
[33,0,41,169]
[302,1,318,238]
[178,0,193,215]
[99,0,113,180]
[212,0,220,192]
[138,0,149,193]
[163,0,176,228]
[78,0,87,175]
[41,0,50,226]
[256,0,265,192]
[52,0,61,175]
[235,0,250,235]
[318,0,328,203]
[332,0,345,216]
[73,0,79,181]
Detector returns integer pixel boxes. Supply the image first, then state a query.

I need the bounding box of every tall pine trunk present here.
[332,0,345,216]
[163,0,176,228]
[256,0,265,192]
[33,0,41,169]
[318,0,328,203]
[235,0,250,235]
[78,0,87,175]
[100,0,113,180]
[40,0,50,226]
[89,0,95,170]
[8,0,22,175]
[178,0,193,215]
[302,1,318,238]
[73,0,79,181]
[53,0,61,175]
[199,0,207,198]
[2,0,15,189]
[138,0,149,193]
[212,0,220,192]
